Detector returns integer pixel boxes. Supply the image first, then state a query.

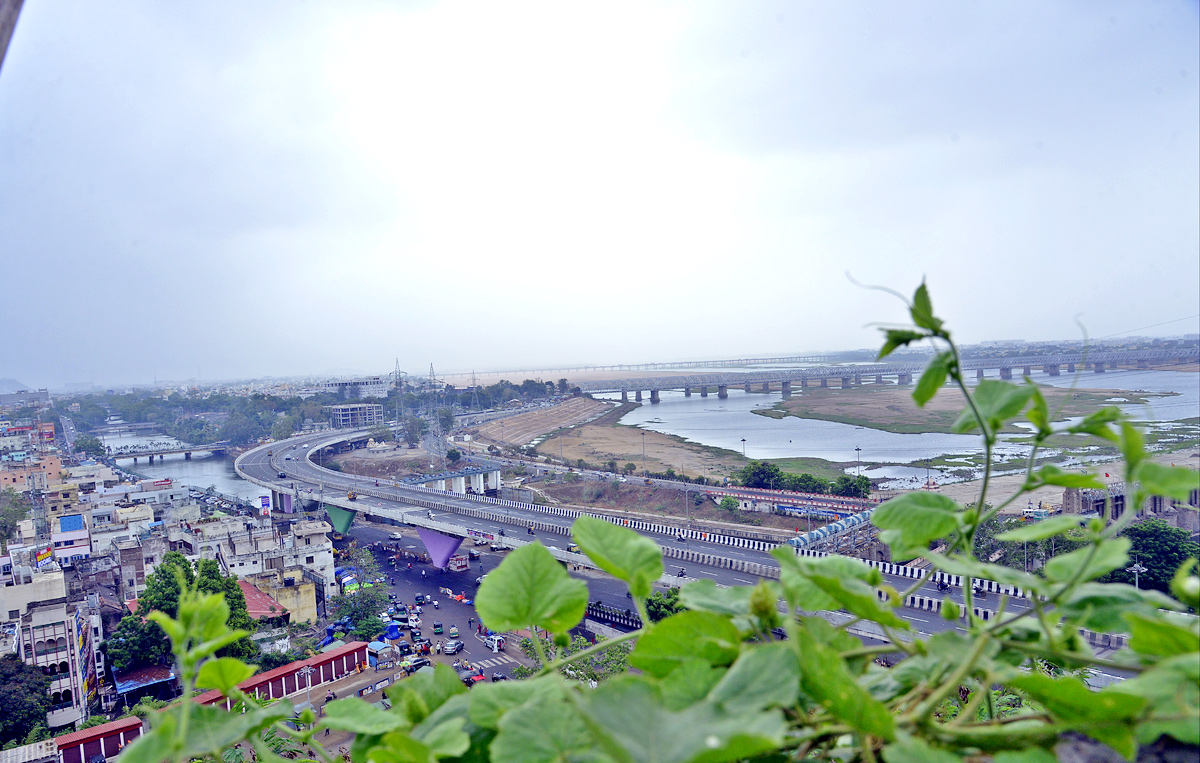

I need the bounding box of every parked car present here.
[484,634,506,652]
[400,656,430,672]
[408,615,421,628]
[443,639,465,654]
[378,612,391,623]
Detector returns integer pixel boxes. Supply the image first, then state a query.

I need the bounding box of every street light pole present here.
[855,446,862,476]
[299,665,315,706]
[1126,556,1148,590]
[741,438,746,457]
[641,431,646,475]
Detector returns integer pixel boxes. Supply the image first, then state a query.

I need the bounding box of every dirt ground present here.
[332,447,436,479]
[473,398,613,447]
[764,382,1157,434]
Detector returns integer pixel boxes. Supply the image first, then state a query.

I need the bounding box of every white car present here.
[389,532,403,540]
[408,616,421,628]
[378,612,392,623]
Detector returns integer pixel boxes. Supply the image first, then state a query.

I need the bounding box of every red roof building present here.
[238,579,287,620]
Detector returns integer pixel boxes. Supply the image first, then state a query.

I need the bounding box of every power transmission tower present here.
[427,364,446,469]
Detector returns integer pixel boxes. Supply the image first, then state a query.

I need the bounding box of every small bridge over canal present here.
[109,441,231,464]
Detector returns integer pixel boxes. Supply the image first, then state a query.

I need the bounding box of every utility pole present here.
[1126,555,1148,589]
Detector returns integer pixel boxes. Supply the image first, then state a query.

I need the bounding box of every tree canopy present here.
[0,654,50,747]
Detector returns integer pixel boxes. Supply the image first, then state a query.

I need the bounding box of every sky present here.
[1,1,1197,389]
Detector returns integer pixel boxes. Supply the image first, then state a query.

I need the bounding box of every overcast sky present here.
[2,2,1197,389]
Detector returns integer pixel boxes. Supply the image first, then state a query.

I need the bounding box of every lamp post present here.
[1126,556,1148,590]
[740,438,746,457]
[641,431,646,475]
[299,665,315,706]
[855,447,861,476]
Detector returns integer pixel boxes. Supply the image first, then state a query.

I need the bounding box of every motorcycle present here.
[677,568,686,578]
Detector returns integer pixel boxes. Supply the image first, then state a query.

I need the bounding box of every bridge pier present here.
[820,378,827,388]
[1137,360,1148,369]
[854,374,862,386]
[744,382,752,392]
[875,374,883,384]
[488,469,502,492]
[841,377,852,388]
[621,390,628,403]
[683,386,691,397]
[781,381,792,398]
[650,389,660,404]
[761,382,770,392]
[133,457,138,464]
[700,387,708,397]
[999,368,1013,380]
[1044,364,1060,376]
[1093,362,1105,373]
[451,476,466,494]
[470,473,485,493]
[1067,363,1075,373]
[897,373,912,385]
[635,390,643,402]
[717,385,728,399]
[1023,366,1031,377]
[800,378,808,388]
[976,369,985,380]
[184,451,191,460]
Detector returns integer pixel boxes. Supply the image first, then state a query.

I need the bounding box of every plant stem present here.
[906,631,991,723]
[537,628,642,677]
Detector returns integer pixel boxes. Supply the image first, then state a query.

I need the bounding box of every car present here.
[378,612,391,623]
[473,538,488,546]
[400,656,430,671]
[484,634,506,652]
[277,472,287,478]
[475,574,488,585]
[457,667,486,687]
[285,456,293,460]
[389,532,403,540]
[443,639,464,654]
[491,672,510,682]
[467,549,481,560]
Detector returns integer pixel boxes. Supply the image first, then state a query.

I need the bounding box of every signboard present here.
[260,496,271,508]
[35,546,54,568]
[466,529,494,541]
[152,479,172,487]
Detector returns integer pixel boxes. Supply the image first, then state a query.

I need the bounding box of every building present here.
[0,560,95,730]
[0,454,64,492]
[0,389,51,409]
[324,403,384,429]
[214,519,336,601]
[245,568,320,624]
[323,377,388,399]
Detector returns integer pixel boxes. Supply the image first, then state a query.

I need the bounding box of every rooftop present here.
[237,580,287,620]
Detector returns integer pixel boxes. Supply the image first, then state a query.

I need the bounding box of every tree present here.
[330,546,388,627]
[646,587,685,622]
[831,474,871,498]
[270,416,295,441]
[622,462,637,475]
[446,448,462,465]
[0,654,50,746]
[195,559,259,662]
[74,434,107,458]
[558,378,570,394]
[437,408,455,433]
[370,424,394,443]
[510,633,631,683]
[719,496,739,512]
[351,615,385,642]
[1104,518,1200,593]
[606,460,617,472]
[402,416,427,447]
[785,473,830,494]
[0,489,31,549]
[736,461,785,489]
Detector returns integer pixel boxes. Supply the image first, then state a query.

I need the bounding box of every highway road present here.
[237,431,1037,641]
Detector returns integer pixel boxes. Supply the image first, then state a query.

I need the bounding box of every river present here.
[96,430,269,505]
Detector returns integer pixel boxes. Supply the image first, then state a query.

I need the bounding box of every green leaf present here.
[993,749,1058,763]
[913,351,952,408]
[871,492,962,559]
[951,380,1034,434]
[659,658,725,711]
[321,697,409,735]
[881,734,963,763]
[412,717,471,760]
[928,555,1048,598]
[1118,422,1145,478]
[678,579,754,617]
[572,515,664,599]
[1110,654,1200,745]
[708,643,799,711]
[1066,406,1122,443]
[468,676,561,730]
[120,702,293,763]
[1057,583,1182,633]
[582,676,786,763]
[389,663,467,726]
[1124,612,1200,657]
[476,542,589,636]
[1134,461,1200,501]
[909,282,943,333]
[195,657,257,696]
[1007,675,1145,758]
[793,625,895,740]
[1027,464,1106,490]
[492,692,594,763]
[1171,560,1200,610]
[996,514,1086,542]
[878,329,927,360]
[630,611,741,678]
[1043,538,1130,583]
[1026,387,1052,438]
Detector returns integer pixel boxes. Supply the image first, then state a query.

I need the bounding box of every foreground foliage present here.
[121,283,1198,762]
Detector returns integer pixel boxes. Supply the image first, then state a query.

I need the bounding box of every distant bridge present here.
[575,348,1199,400]
[109,442,231,463]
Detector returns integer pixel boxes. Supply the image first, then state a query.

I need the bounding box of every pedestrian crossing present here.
[470,655,516,669]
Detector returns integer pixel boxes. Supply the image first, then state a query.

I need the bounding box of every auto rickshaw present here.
[433,621,443,634]
[448,624,459,638]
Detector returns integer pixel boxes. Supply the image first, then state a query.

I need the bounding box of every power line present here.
[1095,314,1200,340]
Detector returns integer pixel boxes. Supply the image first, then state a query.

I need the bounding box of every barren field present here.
[331,447,434,479]
[757,382,1157,434]
[473,397,613,447]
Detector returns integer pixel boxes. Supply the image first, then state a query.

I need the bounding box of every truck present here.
[448,555,470,572]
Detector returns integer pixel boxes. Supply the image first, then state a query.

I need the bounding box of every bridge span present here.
[576,348,1199,400]
[109,442,231,464]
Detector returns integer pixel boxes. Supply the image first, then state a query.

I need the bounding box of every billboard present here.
[260,495,271,508]
[35,545,54,568]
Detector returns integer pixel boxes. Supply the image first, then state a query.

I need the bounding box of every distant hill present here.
[0,378,31,394]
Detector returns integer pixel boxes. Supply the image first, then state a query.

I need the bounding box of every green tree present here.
[0,489,31,549]
[437,408,455,433]
[74,433,107,458]
[370,424,394,443]
[736,460,785,489]
[402,416,426,447]
[557,378,570,394]
[446,448,462,465]
[270,416,295,442]
[195,560,259,662]
[330,546,388,627]
[606,459,617,472]
[0,654,50,746]
[831,474,871,498]
[645,587,685,622]
[1104,518,1200,593]
[622,462,637,475]
[784,473,830,494]
[719,496,739,512]
[510,633,631,683]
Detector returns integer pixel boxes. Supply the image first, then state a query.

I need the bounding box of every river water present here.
[96,430,269,505]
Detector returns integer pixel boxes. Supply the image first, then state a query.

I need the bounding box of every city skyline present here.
[2,2,1197,388]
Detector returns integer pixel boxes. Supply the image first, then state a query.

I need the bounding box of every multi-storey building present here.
[324,403,384,429]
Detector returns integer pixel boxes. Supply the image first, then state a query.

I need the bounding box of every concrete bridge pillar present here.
[1023,366,1032,377]
[1067,362,1075,373]
[635,390,643,402]
[683,386,691,397]
[650,389,660,404]
[184,451,191,460]
[489,470,503,491]
[761,382,770,392]
[717,385,728,399]
[744,382,752,392]
[820,378,828,388]
[999,368,1013,380]
[1093,362,1105,373]
[1137,360,1148,369]
[432,479,446,491]
[841,377,853,388]
[451,476,466,493]
[620,390,628,403]
[781,381,792,398]
[897,373,912,385]
[470,473,485,493]
[1044,365,1060,376]
[875,374,883,384]
[854,374,862,385]
[700,387,708,397]
[976,369,985,380]
[133,457,138,464]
